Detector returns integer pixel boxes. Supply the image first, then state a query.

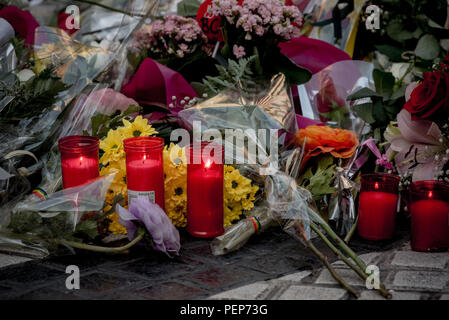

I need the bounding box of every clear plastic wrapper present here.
[0,173,115,258]
[296,60,376,236]
[178,74,317,253]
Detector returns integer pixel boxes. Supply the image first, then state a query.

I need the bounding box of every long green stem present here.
[307,207,367,271]
[311,222,392,299]
[57,232,144,254]
[304,236,360,298]
[344,215,358,244]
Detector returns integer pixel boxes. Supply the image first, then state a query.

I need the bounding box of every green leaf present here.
[387,20,418,42]
[372,100,388,124]
[415,34,440,61]
[373,69,395,99]
[347,87,382,101]
[300,156,336,200]
[375,45,404,62]
[75,219,99,240]
[177,0,201,16]
[352,103,376,124]
[273,53,312,85]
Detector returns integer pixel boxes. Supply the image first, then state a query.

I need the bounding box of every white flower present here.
[16,69,35,82]
[390,63,412,84]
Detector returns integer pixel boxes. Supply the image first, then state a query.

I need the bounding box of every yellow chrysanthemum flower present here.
[107,212,127,235]
[100,129,125,165]
[162,145,259,228]
[163,143,188,228]
[121,115,158,138]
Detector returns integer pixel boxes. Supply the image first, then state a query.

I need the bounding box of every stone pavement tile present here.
[277,285,347,300]
[392,271,449,291]
[391,251,449,269]
[0,253,32,269]
[237,255,311,275]
[359,290,421,300]
[272,270,312,282]
[131,281,208,300]
[52,271,145,298]
[440,294,449,300]
[0,263,64,286]
[315,268,367,287]
[14,288,84,300]
[332,252,382,268]
[208,282,269,300]
[184,266,266,290]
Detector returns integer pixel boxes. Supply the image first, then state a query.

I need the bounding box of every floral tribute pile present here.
[1,0,448,300]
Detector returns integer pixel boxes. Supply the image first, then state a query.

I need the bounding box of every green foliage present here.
[199,56,258,96]
[347,67,406,142]
[0,68,69,120]
[299,156,336,201]
[177,0,201,17]
[84,105,142,139]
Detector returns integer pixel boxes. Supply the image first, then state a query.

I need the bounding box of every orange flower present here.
[295,125,359,168]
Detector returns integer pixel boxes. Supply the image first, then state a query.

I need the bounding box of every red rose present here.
[404,70,449,121]
[0,6,39,45]
[316,74,346,122]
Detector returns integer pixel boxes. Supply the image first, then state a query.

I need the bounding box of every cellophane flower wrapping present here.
[0,0,160,209]
[0,174,115,259]
[296,60,376,236]
[177,73,324,255]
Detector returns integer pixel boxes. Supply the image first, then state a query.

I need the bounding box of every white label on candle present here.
[128,189,155,204]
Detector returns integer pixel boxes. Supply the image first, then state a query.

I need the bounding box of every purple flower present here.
[116,196,181,257]
[233,45,246,59]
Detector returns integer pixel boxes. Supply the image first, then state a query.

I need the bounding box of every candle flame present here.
[374,182,379,190]
[205,159,212,168]
[428,190,433,199]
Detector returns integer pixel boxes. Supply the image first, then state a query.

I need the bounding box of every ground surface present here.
[0,223,448,300]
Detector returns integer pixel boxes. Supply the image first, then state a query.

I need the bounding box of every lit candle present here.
[124,137,165,209]
[358,173,400,240]
[58,136,99,189]
[187,142,224,238]
[409,181,449,252]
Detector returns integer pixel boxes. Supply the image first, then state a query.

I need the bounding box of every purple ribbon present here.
[353,138,393,172]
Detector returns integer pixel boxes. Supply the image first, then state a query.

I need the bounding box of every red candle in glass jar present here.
[124,137,165,209]
[358,173,400,240]
[58,135,100,189]
[187,142,224,238]
[409,181,449,252]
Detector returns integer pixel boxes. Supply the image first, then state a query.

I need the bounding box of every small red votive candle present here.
[358,173,400,240]
[187,142,224,238]
[58,135,100,189]
[124,137,165,209]
[409,181,449,252]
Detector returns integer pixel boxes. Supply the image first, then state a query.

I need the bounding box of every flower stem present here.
[57,232,144,254]
[344,215,358,244]
[304,236,360,298]
[311,222,392,299]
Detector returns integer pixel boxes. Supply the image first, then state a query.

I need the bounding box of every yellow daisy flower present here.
[121,115,158,138]
[100,129,125,165]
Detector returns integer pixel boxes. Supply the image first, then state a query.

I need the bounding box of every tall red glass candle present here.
[58,135,100,189]
[187,142,224,238]
[409,181,449,252]
[358,173,400,240]
[124,137,165,209]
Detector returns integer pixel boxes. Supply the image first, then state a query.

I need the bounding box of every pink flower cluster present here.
[134,15,207,59]
[209,0,303,44]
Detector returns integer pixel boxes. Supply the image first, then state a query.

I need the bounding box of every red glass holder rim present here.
[124,136,164,153]
[58,135,99,154]
[408,180,449,202]
[186,141,224,161]
[360,172,400,194]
